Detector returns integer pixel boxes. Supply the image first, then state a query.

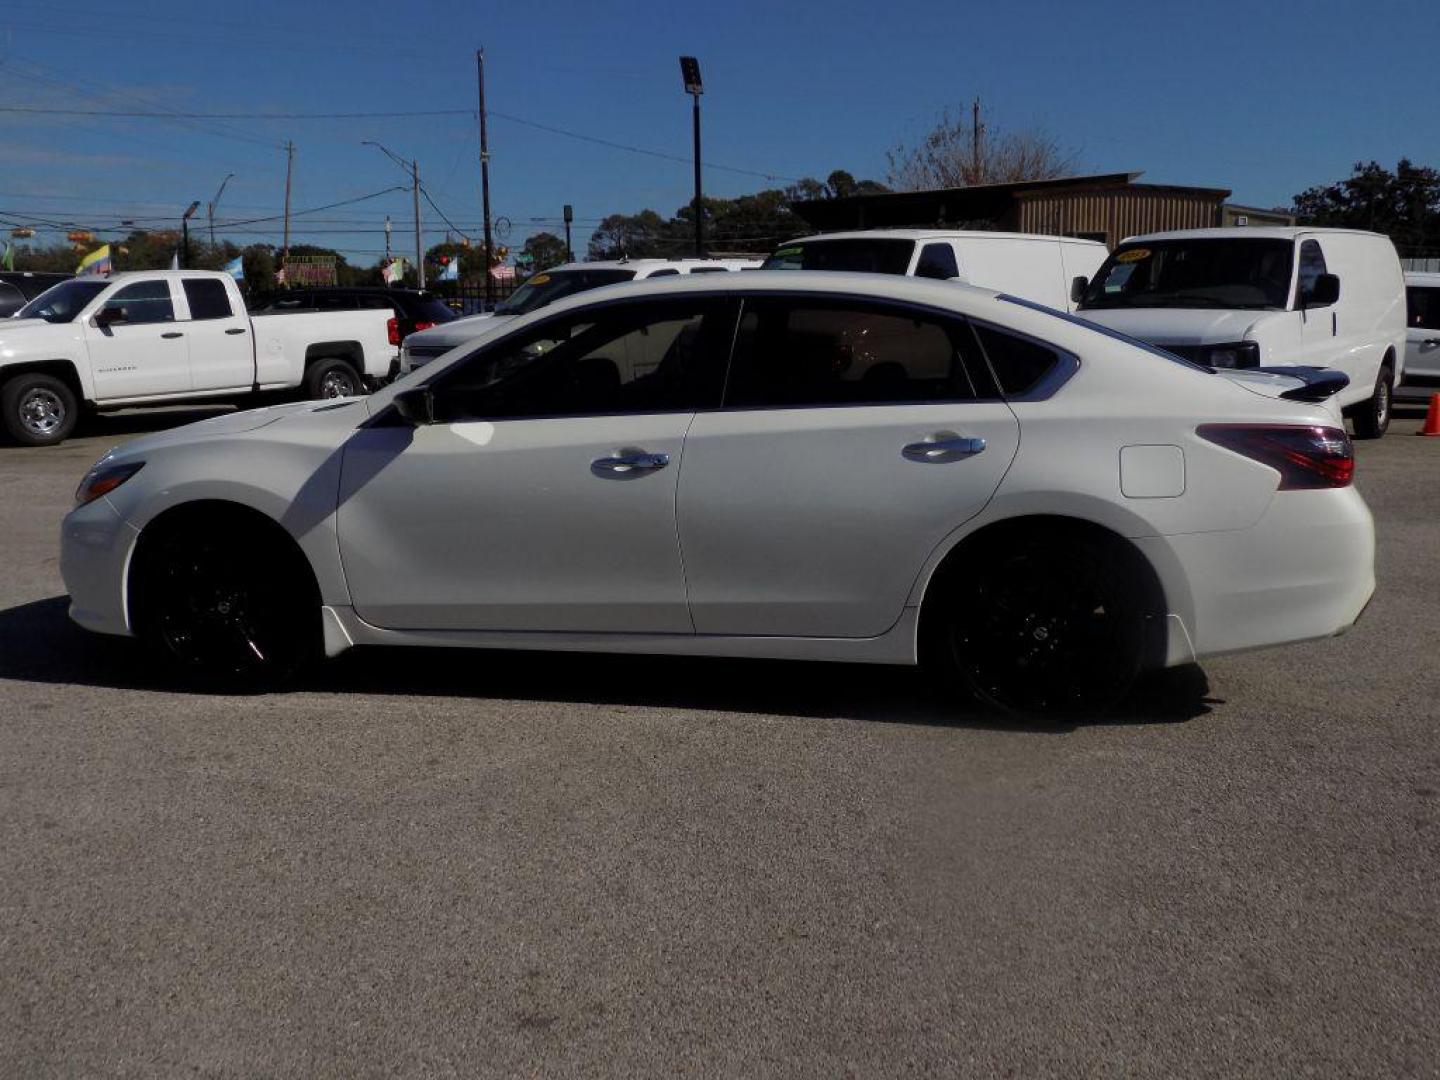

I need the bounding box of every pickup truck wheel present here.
[1350,364,1393,440]
[2,373,78,447]
[304,358,362,400]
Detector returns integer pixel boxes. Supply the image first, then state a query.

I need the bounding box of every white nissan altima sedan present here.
[60,272,1374,715]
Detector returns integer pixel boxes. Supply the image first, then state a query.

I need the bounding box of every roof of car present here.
[1121,226,1390,243]
[784,229,1105,246]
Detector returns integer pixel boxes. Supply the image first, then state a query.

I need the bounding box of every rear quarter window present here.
[972,323,1062,396]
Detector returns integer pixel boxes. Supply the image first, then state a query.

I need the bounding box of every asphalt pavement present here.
[1,406,1437,1077]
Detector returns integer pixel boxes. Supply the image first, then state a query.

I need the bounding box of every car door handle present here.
[225,328,247,336]
[591,451,670,477]
[161,331,184,339]
[902,433,987,463]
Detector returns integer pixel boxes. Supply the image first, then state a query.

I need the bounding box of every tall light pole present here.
[476,49,495,309]
[363,140,424,287]
[208,172,234,249]
[680,56,704,257]
[563,204,574,263]
[181,200,201,269]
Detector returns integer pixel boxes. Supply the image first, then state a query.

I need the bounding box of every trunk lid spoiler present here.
[1216,365,1350,404]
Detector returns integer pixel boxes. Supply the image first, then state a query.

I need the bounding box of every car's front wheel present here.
[1,373,78,446]
[930,528,1151,718]
[131,510,321,687]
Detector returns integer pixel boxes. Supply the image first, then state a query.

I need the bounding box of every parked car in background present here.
[760,230,1108,313]
[0,271,396,446]
[1401,271,1440,398]
[248,286,458,347]
[0,271,71,318]
[1076,228,1406,437]
[62,272,1372,717]
[398,258,762,372]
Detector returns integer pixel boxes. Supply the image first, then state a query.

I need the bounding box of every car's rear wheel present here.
[1350,363,1392,440]
[131,511,321,687]
[1,373,78,446]
[304,357,361,400]
[931,529,1150,718]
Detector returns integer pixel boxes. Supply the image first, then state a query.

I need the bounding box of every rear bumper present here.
[1135,486,1375,661]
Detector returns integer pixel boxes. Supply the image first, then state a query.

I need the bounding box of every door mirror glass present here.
[1306,273,1340,308]
[391,387,435,426]
[1070,275,1089,304]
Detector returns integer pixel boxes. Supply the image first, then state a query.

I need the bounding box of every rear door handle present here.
[591,450,671,477]
[161,331,184,339]
[225,328,247,336]
[902,433,987,463]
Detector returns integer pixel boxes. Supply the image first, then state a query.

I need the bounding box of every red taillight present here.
[412,320,435,335]
[386,317,401,346]
[1198,424,1354,490]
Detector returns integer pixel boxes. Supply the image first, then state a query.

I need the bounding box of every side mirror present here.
[1305,273,1340,308]
[1070,276,1089,304]
[391,387,435,426]
[93,306,124,328]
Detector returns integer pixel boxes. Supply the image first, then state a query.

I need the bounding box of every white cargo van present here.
[760,230,1108,313]
[1076,228,1406,437]
[1401,271,1440,398]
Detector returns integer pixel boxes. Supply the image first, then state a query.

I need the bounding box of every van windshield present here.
[1079,238,1294,311]
[494,268,636,316]
[16,278,110,323]
[762,239,916,275]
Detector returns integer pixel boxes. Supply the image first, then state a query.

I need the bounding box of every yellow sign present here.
[529,273,550,285]
[1116,248,1151,263]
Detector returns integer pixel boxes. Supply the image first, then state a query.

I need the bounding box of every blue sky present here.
[2,0,1437,264]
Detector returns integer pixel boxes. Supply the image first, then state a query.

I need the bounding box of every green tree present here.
[1293,159,1440,255]
[521,231,569,271]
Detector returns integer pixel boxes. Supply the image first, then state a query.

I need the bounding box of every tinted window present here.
[17,279,109,323]
[101,281,174,325]
[915,243,959,280]
[647,269,680,278]
[182,278,233,320]
[1297,240,1329,304]
[724,298,980,408]
[1408,286,1440,331]
[762,239,916,275]
[430,298,736,421]
[493,269,636,316]
[1080,238,1294,311]
[972,323,1061,396]
[0,282,24,317]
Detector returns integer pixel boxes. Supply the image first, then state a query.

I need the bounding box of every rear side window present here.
[1407,286,1440,330]
[182,278,233,320]
[971,323,1062,397]
[724,298,982,408]
[915,243,959,280]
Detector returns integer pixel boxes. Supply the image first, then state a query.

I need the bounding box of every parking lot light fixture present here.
[680,56,703,258]
[181,200,200,269]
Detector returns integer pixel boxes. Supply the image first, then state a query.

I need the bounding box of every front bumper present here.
[60,496,139,638]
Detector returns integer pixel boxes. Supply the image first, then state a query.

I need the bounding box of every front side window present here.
[723,298,982,408]
[915,243,960,280]
[1079,238,1294,311]
[99,281,174,325]
[1407,286,1440,330]
[1297,240,1329,306]
[429,298,736,421]
[182,278,233,320]
[17,279,109,323]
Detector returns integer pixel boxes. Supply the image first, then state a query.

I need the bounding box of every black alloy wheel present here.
[941,533,1148,718]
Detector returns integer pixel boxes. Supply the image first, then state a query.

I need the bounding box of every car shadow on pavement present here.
[0,595,1217,730]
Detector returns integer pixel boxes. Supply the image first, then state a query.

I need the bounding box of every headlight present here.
[1205,342,1261,369]
[75,461,144,506]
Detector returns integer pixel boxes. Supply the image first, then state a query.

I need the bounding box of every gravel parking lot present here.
[2,407,1437,1077]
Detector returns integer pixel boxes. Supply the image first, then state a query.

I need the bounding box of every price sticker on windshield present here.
[528,274,550,285]
[1115,248,1151,263]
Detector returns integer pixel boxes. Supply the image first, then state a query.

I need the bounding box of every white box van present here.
[760,230,1108,313]
[1401,271,1440,398]
[1076,228,1406,437]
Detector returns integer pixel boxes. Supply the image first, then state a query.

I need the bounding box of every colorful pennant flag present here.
[76,245,112,276]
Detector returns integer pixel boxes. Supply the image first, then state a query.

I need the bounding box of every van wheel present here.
[304,358,361,400]
[1351,364,1392,440]
[1,373,78,446]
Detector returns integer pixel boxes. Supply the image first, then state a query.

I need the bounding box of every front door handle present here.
[591,450,671,477]
[225,328,247,336]
[902,432,987,463]
[161,331,184,339]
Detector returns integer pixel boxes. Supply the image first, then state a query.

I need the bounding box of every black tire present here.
[130,511,321,687]
[1,372,78,446]
[303,357,362,400]
[1350,364,1393,440]
[928,529,1151,719]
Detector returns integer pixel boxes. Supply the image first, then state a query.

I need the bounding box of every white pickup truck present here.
[0,270,396,446]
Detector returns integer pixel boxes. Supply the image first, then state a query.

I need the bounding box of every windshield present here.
[1080,238,1294,311]
[494,268,636,316]
[16,278,110,323]
[762,239,916,275]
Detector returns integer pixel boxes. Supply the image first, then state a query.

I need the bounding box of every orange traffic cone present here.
[1421,393,1440,437]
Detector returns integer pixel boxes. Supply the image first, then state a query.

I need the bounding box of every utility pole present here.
[282,140,294,272]
[971,98,983,184]
[208,172,234,249]
[477,48,495,309]
[384,215,392,262]
[412,158,424,288]
[680,57,704,257]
